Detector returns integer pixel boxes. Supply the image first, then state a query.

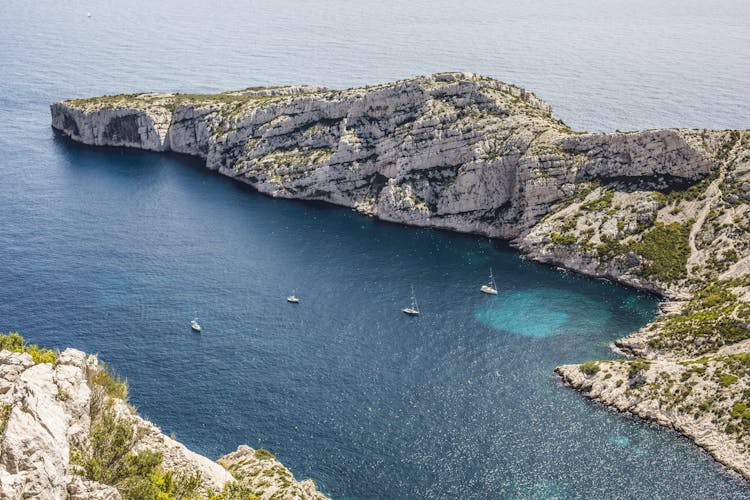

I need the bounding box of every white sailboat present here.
[190,319,202,332]
[402,286,420,316]
[287,290,300,303]
[480,268,498,295]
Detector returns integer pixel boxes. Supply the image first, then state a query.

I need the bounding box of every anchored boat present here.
[402,286,420,316]
[480,268,498,295]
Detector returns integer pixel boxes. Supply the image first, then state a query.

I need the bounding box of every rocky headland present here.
[51,73,750,482]
[0,333,326,499]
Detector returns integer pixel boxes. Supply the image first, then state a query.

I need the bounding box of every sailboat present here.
[190,319,202,332]
[287,290,300,303]
[480,268,498,295]
[402,286,420,316]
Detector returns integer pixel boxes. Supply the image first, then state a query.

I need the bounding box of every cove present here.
[1,141,747,497]
[2,0,750,495]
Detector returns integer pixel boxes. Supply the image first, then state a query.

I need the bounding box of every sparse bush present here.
[579,361,600,376]
[254,449,276,461]
[628,359,651,378]
[88,363,128,400]
[0,404,11,434]
[71,407,161,499]
[209,481,261,500]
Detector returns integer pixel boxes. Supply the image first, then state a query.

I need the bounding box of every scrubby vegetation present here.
[627,359,650,378]
[88,362,128,400]
[0,331,57,364]
[64,91,287,112]
[627,222,692,281]
[74,359,265,499]
[254,449,276,461]
[71,408,165,499]
[648,281,750,355]
[72,405,258,499]
[625,353,750,450]
[579,361,600,376]
[596,221,693,283]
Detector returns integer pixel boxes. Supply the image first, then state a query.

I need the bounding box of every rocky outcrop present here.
[218,446,326,500]
[0,345,327,499]
[556,350,750,481]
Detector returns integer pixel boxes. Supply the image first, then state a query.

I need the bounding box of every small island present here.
[51,73,750,481]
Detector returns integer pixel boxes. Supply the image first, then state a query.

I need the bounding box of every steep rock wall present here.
[51,73,718,242]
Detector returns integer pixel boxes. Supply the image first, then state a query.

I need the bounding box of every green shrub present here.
[72,408,162,499]
[88,363,128,400]
[717,372,738,387]
[209,481,260,500]
[150,470,202,499]
[253,449,276,461]
[550,232,577,246]
[627,222,692,282]
[628,359,651,378]
[0,332,57,364]
[579,361,600,376]
[731,402,750,421]
[581,189,614,211]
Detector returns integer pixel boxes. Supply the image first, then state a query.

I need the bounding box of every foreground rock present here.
[0,338,327,499]
[51,74,750,483]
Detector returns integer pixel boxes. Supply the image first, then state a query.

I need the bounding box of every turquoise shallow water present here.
[1,0,749,497]
[475,288,608,338]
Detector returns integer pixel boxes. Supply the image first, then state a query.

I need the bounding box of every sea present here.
[1,0,749,497]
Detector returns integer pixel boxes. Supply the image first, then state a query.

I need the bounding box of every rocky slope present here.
[51,73,750,482]
[0,334,326,499]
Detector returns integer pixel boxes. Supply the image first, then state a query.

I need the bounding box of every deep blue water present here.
[1,0,749,497]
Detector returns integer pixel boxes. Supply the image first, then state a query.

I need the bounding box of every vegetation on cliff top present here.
[647,280,750,356]
[63,90,292,113]
[75,360,260,500]
[0,331,57,364]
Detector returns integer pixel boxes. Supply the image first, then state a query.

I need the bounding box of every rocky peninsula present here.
[0,333,326,499]
[51,73,750,482]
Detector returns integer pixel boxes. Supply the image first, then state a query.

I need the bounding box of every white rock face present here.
[50,73,719,242]
[1,363,70,498]
[0,349,327,499]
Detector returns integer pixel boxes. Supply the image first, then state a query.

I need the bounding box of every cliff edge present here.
[0,333,326,499]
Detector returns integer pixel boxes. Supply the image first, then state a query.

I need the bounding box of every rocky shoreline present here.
[0,334,326,499]
[51,73,750,484]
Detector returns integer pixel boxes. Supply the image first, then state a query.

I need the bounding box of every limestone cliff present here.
[51,73,750,483]
[0,335,326,499]
[50,73,717,245]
